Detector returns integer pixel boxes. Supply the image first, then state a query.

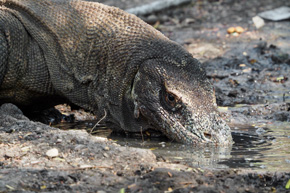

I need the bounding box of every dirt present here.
[1,0,290,192]
[1,103,289,192]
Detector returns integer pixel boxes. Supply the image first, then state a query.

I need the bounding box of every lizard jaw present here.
[139,105,232,145]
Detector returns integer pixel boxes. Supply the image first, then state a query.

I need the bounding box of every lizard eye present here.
[165,93,176,106]
[163,91,182,111]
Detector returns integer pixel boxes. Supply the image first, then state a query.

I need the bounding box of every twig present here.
[90,109,107,134]
[126,0,192,16]
[140,126,145,146]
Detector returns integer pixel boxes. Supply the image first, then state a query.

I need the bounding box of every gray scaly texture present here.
[0,0,232,145]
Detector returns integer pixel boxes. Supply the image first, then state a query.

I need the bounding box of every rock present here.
[46,148,59,158]
[227,27,235,34]
[272,112,290,122]
[227,26,245,34]
[252,16,265,29]
[0,103,28,121]
[258,6,290,21]
[103,146,110,151]
[235,26,245,34]
[146,14,158,24]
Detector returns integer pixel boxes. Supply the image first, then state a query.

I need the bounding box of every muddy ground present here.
[1,0,290,192]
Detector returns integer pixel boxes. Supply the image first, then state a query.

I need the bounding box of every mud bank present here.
[0,103,289,192]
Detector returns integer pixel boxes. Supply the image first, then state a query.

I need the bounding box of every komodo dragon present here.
[0,0,232,145]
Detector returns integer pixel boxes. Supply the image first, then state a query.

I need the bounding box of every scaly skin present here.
[0,0,232,145]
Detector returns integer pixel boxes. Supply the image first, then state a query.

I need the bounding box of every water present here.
[56,121,290,172]
[224,123,290,171]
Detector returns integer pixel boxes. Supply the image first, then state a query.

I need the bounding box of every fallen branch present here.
[126,0,192,16]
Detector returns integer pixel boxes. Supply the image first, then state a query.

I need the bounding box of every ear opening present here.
[131,71,141,119]
[130,71,141,99]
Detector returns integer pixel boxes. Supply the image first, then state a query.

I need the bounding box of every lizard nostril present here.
[204,132,212,140]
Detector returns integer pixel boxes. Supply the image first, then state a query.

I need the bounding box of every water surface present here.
[56,120,290,172]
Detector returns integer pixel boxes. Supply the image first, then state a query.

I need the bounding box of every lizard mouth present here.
[139,105,232,145]
[165,120,232,145]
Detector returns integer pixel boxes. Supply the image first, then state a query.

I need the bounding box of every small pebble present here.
[259,165,267,169]
[235,26,245,33]
[5,151,15,158]
[184,18,195,24]
[46,148,59,158]
[252,16,265,29]
[97,191,106,193]
[227,27,235,34]
[103,152,109,158]
[232,32,239,36]
[146,14,158,24]
[104,146,110,151]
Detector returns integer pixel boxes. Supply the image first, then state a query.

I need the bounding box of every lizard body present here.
[0,0,232,144]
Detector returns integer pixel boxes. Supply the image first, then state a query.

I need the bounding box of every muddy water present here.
[56,120,290,172]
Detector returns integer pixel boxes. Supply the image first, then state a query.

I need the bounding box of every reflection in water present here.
[220,123,290,172]
[110,136,233,169]
[56,121,290,172]
[219,132,270,169]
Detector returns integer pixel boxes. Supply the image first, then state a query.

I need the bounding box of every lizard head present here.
[123,46,232,145]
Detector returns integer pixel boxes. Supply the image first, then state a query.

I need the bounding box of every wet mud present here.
[1,103,289,192]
